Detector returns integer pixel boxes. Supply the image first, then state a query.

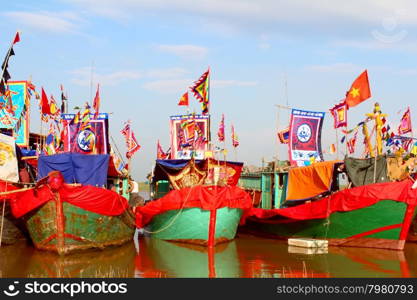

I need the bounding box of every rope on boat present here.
[142,185,195,234]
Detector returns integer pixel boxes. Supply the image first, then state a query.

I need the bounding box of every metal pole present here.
[274,104,291,167]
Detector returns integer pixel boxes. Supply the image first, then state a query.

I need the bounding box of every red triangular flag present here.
[13,32,20,44]
[41,87,51,115]
[345,70,371,108]
[178,91,189,106]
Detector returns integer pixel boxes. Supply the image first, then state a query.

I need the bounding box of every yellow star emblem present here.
[349,87,360,98]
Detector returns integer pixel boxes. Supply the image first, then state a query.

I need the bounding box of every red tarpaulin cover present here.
[0,182,129,218]
[135,185,253,228]
[244,179,417,222]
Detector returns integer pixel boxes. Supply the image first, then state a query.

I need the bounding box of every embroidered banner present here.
[61,113,109,154]
[170,114,209,159]
[289,109,325,166]
[329,101,347,129]
[0,81,30,146]
[0,133,19,182]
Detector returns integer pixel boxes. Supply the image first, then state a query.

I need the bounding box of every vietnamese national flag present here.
[345,70,371,108]
[178,91,189,106]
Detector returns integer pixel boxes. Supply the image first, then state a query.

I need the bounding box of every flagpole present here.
[0,32,19,85]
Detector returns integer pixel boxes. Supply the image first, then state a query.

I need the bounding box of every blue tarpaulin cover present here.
[38,153,110,186]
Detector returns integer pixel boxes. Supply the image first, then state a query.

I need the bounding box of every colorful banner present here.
[120,122,141,159]
[289,109,325,166]
[62,113,109,154]
[277,127,290,144]
[329,101,347,129]
[0,81,30,146]
[398,107,412,135]
[205,159,243,186]
[0,133,19,182]
[170,114,209,159]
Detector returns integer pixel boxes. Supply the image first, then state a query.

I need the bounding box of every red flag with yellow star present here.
[345,70,371,108]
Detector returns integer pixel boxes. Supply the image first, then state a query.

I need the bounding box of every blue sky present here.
[2,0,417,180]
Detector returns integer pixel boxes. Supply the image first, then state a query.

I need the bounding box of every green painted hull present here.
[149,207,243,246]
[25,201,135,255]
[243,200,416,250]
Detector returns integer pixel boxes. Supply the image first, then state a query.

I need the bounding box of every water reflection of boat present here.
[322,246,413,277]
[25,242,136,277]
[134,237,240,278]
[0,241,33,277]
[235,233,415,278]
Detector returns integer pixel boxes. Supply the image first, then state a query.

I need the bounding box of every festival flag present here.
[93,84,100,119]
[157,140,168,159]
[277,127,290,144]
[231,124,239,148]
[398,107,412,135]
[27,81,36,97]
[121,122,141,159]
[402,138,413,152]
[70,110,81,125]
[0,32,20,95]
[60,84,67,113]
[49,95,61,117]
[79,103,91,131]
[190,68,210,115]
[44,122,57,155]
[329,143,336,154]
[13,32,20,44]
[178,91,189,106]
[347,131,358,154]
[40,87,51,115]
[218,114,225,142]
[289,109,325,166]
[345,70,371,108]
[329,101,348,128]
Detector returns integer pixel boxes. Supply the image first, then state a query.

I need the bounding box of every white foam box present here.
[287,238,328,249]
[288,245,328,255]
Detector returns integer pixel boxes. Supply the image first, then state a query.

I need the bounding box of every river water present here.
[1,233,417,278]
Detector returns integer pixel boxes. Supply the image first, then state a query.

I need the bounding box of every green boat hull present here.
[25,201,135,255]
[149,207,243,246]
[243,200,417,250]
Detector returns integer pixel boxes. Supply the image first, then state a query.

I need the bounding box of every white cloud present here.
[2,11,83,34]
[68,0,417,37]
[70,67,142,86]
[156,44,208,60]
[145,67,189,78]
[142,79,193,94]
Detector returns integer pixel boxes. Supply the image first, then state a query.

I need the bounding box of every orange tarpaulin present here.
[286,160,341,201]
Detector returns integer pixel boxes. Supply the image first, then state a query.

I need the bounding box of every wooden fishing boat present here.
[4,171,135,255]
[241,179,417,250]
[137,158,252,247]
[146,200,245,246]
